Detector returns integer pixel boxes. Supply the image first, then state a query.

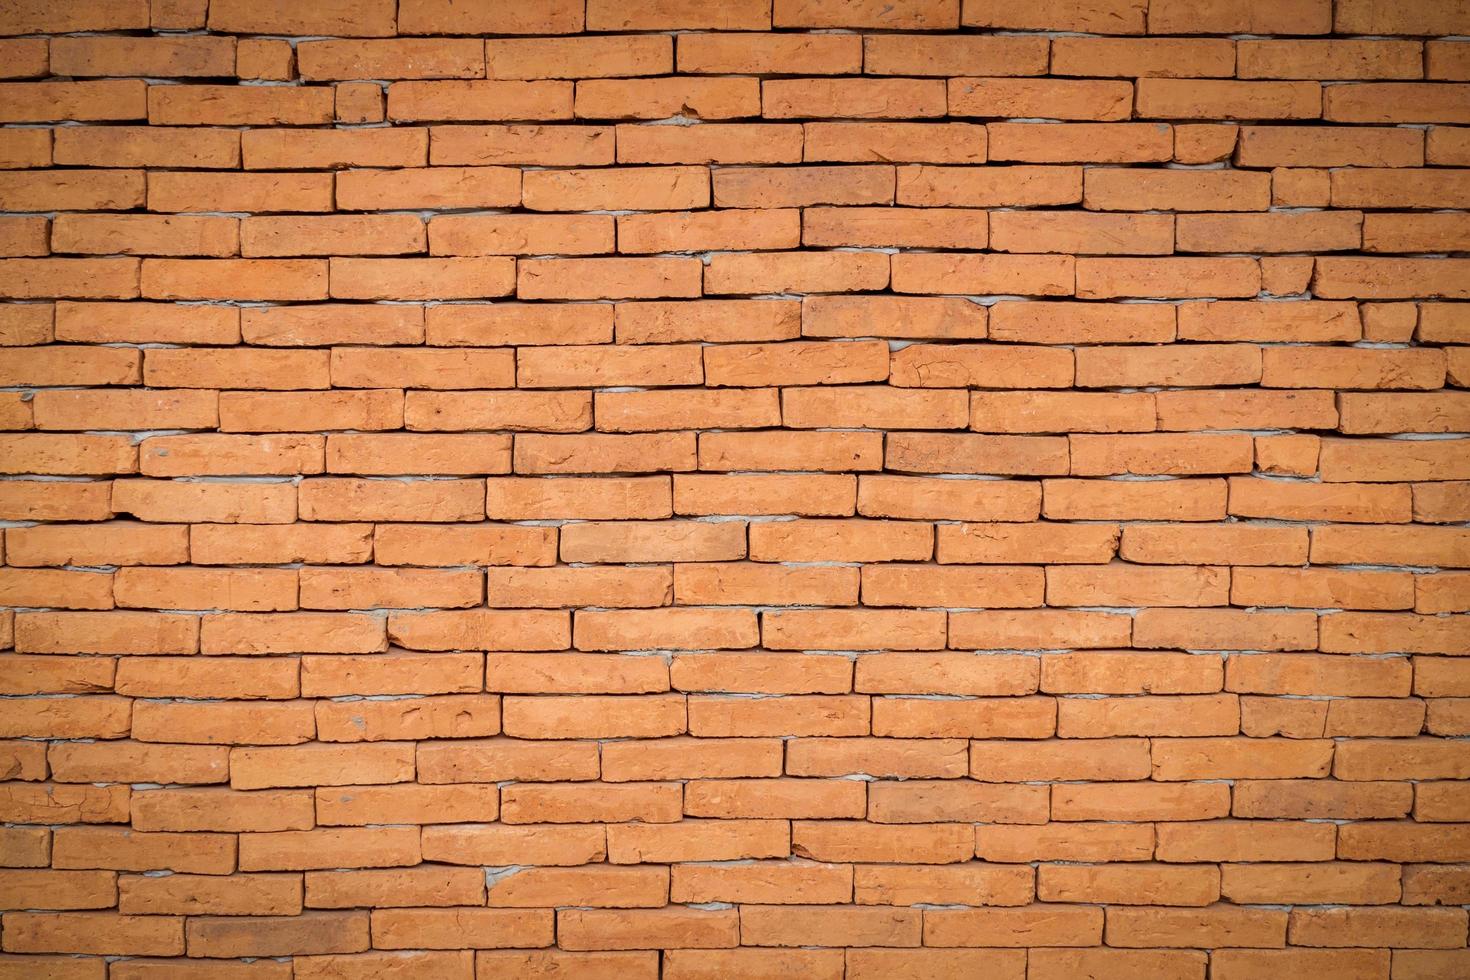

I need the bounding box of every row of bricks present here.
[4,466,1465,518]
[0,947,1450,980]
[8,730,1470,785]
[6,824,1470,891]
[0,511,1462,566]
[5,392,1469,442]
[7,208,1470,257]
[7,33,1470,84]
[8,822,1470,887]
[7,254,1469,302]
[5,435,1468,486]
[6,756,1469,826]
[7,687,1465,755]
[11,606,1466,653]
[5,725,1464,787]
[4,389,1467,440]
[2,860,1467,915]
[3,904,1469,960]
[1,477,1465,534]
[6,342,1468,391]
[3,298,1462,347]
[3,560,1466,613]
[6,0,1469,38]
[12,946,1470,980]
[6,691,1467,743]
[3,421,1463,479]
[0,946,1464,980]
[6,815,1470,871]
[5,851,1470,928]
[9,76,1470,126]
[7,163,1469,212]
[6,124,1468,171]
[8,643,1470,699]
[11,607,1463,658]
[4,690,1466,750]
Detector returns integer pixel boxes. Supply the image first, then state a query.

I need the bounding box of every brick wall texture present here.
[1,0,1470,976]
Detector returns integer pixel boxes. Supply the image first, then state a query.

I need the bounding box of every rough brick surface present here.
[0,0,1467,971]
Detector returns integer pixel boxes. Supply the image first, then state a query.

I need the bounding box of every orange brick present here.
[743,904,920,947]
[486,476,671,519]
[556,906,736,951]
[805,122,986,164]
[606,819,788,865]
[1106,905,1287,948]
[185,911,370,957]
[386,80,571,122]
[924,905,1104,947]
[673,474,854,518]
[892,253,1073,297]
[489,567,672,609]
[386,609,568,652]
[131,787,311,833]
[337,166,520,210]
[519,256,701,300]
[863,564,1041,608]
[1138,78,1321,120]
[684,779,863,819]
[706,251,889,295]
[991,122,1173,164]
[1085,168,1269,211]
[0,911,184,956]
[792,820,970,865]
[298,478,483,522]
[1212,950,1392,980]
[801,206,987,249]
[991,211,1171,255]
[801,296,983,341]
[1230,477,1411,523]
[575,609,756,650]
[950,609,1131,650]
[485,35,669,79]
[48,741,226,786]
[431,124,612,167]
[952,78,1132,120]
[601,737,776,782]
[865,34,1044,76]
[1039,863,1219,907]
[689,694,868,737]
[785,738,964,780]
[485,652,666,695]
[680,34,853,75]
[617,122,803,165]
[860,478,1040,522]
[331,257,514,301]
[675,564,857,608]
[1326,82,1470,125]
[231,743,413,791]
[1134,607,1317,650]
[898,164,1081,206]
[502,693,686,738]
[577,77,758,120]
[1151,0,1330,32]
[766,78,945,119]
[622,208,798,253]
[1053,37,1233,78]
[489,865,667,908]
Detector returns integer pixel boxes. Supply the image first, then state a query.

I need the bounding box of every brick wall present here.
[1,0,1468,976]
